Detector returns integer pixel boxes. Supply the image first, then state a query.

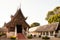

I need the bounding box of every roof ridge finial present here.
[20,2,21,9]
[17,1,21,10]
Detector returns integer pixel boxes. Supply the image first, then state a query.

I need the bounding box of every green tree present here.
[30,22,40,27]
[54,6,60,14]
[45,6,60,23]
[46,11,54,20]
[48,14,60,23]
[46,6,60,20]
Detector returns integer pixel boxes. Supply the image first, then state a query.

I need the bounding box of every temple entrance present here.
[16,25,22,33]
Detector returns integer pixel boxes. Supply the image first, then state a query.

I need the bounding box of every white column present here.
[22,28,25,34]
[26,27,29,35]
[53,31,55,35]
[45,32,46,36]
[15,26,17,36]
[42,32,43,36]
[53,31,55,37]
[27,27,29,32]
[49,32,50,37]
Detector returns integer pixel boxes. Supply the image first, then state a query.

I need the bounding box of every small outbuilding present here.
[29,22,60,37]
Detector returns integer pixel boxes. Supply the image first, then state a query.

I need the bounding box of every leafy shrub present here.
[0,33,6,37]
[2,33,6,36]
[10,36,16,40]
[38,35,41,38]
[34,35,36,37]
[54,34,57,37]
[42,36,50,40]
[27,34,33,39]
[0,33,3,37]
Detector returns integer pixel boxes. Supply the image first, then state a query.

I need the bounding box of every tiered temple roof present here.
[4,9,30,29]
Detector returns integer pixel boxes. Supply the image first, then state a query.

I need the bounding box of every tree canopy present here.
[45,6,60,23]
[30,22,40,27]
[48,14,60,23]
[46,11,54,20]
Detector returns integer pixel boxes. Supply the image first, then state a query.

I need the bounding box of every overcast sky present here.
[0,0,60,27]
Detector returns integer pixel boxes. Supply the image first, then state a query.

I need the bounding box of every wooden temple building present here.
[3,8,30,38]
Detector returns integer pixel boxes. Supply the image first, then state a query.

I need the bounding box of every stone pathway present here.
[17,33,26,39]
[0,38,60,40]
[0,34,60,40]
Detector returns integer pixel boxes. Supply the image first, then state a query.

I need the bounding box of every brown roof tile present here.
[36,22,59,32]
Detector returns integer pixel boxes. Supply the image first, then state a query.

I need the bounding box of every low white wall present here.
[28,31,55,37]
[6,32,15,38]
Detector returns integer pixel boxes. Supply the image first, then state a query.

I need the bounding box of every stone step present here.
[17,33,26,39]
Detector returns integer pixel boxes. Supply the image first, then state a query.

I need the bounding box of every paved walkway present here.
[0,34,60,40]
[17,33,26,39]
[16,37,60,40]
